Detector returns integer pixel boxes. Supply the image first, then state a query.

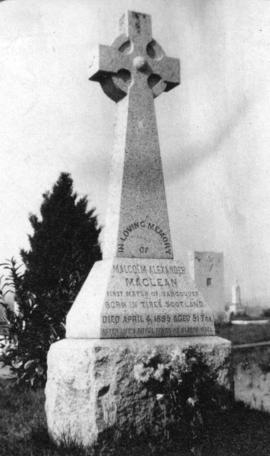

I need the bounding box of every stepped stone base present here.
[45,336,232,447]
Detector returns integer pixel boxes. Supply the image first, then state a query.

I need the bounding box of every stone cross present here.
[89,11,180,260]
[47,15,228,444]
[66,10,215,340]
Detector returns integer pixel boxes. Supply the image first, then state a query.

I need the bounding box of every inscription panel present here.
[117,219,173,258]
[100,258,215,338]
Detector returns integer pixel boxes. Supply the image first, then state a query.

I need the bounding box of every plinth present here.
[46,337,231,447]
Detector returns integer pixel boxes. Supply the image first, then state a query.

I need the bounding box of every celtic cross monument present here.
[46,11,231,448]
[65,10,215,338]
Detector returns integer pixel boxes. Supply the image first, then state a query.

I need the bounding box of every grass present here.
[1,379,270,455]
[216,322,270,345]
[1,323,270,455]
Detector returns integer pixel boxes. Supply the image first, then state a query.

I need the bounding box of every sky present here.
[1,0,270,302]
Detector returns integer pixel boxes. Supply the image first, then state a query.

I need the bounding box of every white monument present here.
[45,11,232,447]
[230,281,245,315]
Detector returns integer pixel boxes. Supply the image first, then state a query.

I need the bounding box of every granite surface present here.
[89,11,180,260]
[45,11,231,450]
[45,337,232,447]
[66,258,215,338]
[66,12,215,339]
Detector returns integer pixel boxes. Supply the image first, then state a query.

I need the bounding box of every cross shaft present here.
[89,11,180,259]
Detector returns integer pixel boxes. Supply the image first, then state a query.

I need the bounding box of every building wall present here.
[188,251,224,316]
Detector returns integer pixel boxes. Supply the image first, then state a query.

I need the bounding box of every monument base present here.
[45,336,232,448]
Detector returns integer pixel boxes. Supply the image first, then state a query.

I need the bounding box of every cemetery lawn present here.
[1,379,270,455]
[216,321,270,345]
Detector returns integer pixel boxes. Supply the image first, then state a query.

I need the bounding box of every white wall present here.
[189,251,224,315]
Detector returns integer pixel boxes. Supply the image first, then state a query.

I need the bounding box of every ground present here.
[216,321,270,345]
[1,378,270,456]
[1,323,270,455]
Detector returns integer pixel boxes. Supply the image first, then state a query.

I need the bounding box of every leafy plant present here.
[134,346,230,455]
[0,173,101,388]
[0,258,48,387]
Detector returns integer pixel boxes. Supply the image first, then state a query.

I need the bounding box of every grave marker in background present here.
[188,251,225,317]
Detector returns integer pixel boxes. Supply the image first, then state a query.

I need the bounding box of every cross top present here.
[89,10,180,101]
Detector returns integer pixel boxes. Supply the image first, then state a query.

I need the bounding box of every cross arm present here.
[151,56,180,92]
[89,44,131,82]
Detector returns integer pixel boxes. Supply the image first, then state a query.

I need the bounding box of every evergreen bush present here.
[0,173,101,387]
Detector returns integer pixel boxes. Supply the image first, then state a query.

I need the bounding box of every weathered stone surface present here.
[89,11,180,260]
[188,251,225,316]
[65,11,215,339]
[66,258,215,338]
[45,337,232,447]
[46,10,232,450]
